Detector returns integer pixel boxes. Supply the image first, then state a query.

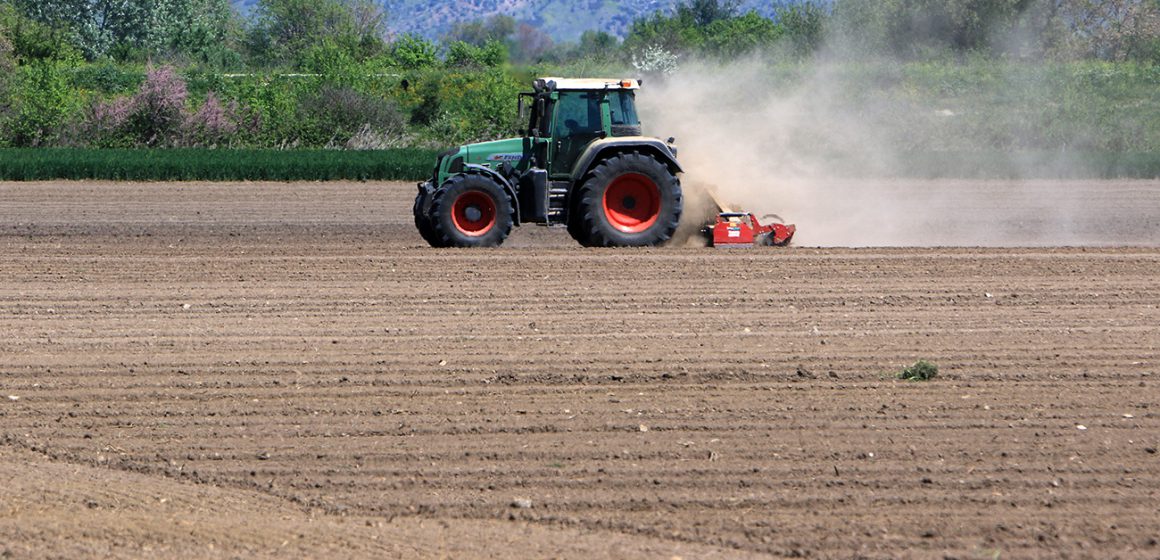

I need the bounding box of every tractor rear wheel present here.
[413,187,444,247]
[574,152,681,247]
[429,173,514,247]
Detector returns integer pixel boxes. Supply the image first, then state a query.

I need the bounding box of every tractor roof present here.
[537,78,641,91]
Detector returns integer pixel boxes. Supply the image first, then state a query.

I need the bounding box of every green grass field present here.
[0,149,438,181]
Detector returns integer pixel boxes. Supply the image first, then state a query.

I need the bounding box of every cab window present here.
[608,91,639,125]
[555,91,603,138]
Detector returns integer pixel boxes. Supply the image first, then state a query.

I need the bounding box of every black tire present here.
[413,187,444,247]
[429,173,514,248]
[575,152,681,247]
[566,201,590,245]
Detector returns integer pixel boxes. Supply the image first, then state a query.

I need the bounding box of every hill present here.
[229,0,809,43]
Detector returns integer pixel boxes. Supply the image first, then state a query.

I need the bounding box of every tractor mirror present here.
[534,98,546,136]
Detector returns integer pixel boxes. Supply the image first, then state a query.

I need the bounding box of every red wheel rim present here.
[451,191,497,237]
[602,173,660,233]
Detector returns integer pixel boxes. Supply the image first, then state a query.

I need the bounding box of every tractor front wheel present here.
[429,174,514,247]
[573,153,681,247]
[413,186,444,247]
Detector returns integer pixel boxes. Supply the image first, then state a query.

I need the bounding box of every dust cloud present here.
[637,56,1158,247]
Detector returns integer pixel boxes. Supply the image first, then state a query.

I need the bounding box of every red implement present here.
[709,212,796,247]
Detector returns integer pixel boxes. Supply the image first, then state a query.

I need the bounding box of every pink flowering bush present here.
[83,96,134,147]
[82,65,247,148]
[184,92,239,147]
[127,66,189,147]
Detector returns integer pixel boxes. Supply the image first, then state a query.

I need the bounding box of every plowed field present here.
[2,180,1159,559]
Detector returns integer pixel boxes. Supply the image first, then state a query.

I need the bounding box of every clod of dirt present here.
[796,366,816,379]
[510,498,533,509]
[1145,447,1157,454]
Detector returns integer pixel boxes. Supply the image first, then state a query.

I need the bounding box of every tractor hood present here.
[463,137,526,167]
[432,137,528,186]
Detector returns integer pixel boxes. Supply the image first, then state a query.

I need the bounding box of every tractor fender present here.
[570,137,683,182]
[460,164,522,226]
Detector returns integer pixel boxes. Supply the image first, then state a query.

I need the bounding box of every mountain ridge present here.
[230,0,798,43]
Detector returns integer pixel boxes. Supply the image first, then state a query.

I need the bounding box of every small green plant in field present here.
[897,360,939,381]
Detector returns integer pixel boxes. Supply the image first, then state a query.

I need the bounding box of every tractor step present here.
[546,181,570,223]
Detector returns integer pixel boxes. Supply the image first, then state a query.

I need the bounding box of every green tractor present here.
[414,78,683,247]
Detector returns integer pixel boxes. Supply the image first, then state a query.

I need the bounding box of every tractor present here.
[413,78,683,247]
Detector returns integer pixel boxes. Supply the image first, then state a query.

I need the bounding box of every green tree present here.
[1,4,75,61]
[391,34,438,69]
[444,15,515,47]
[8,0,237,62]
[0,12,13,124]
[445,40,507,68]
[703,12,783,57]
[1029,0,1160,61]
[625,6,705,53]
[625,0,781,58]
[779,1,827,56]
[576,30,618,58]
[511,22,553,63]
[831,0,1035,58]
[247,0,385,67]
[4,57,84,147]
[0,12,12,72]
[682,0,740,26]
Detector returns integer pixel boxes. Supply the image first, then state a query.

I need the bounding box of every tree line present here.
[0,0,1157,151]
[3,0,1156,69]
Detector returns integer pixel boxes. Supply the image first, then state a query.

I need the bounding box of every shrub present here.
[780,2,827,57]
[83,96,134,147]
[304,85,406,148]
[213,73,313,147]
[445,40,507,69]
[0,21,12,73]
[392,35,439,70]
[184,92,239,147]
[126,65,189,147]
[0,5,80,62]
[0,16,12,114]
[897,360,939,381]
[631,44,680,75]
[71,62,144,95]
[81,65,252,148]
[408,69,522,145]
[4,58,84,147]
[702,12,783,58]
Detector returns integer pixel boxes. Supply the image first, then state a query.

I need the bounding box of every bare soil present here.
[1,180,1158,559]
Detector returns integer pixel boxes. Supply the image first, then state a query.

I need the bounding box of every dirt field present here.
[1,180,1158,559]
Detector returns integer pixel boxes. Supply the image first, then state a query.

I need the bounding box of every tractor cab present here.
[520,78,646,178]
